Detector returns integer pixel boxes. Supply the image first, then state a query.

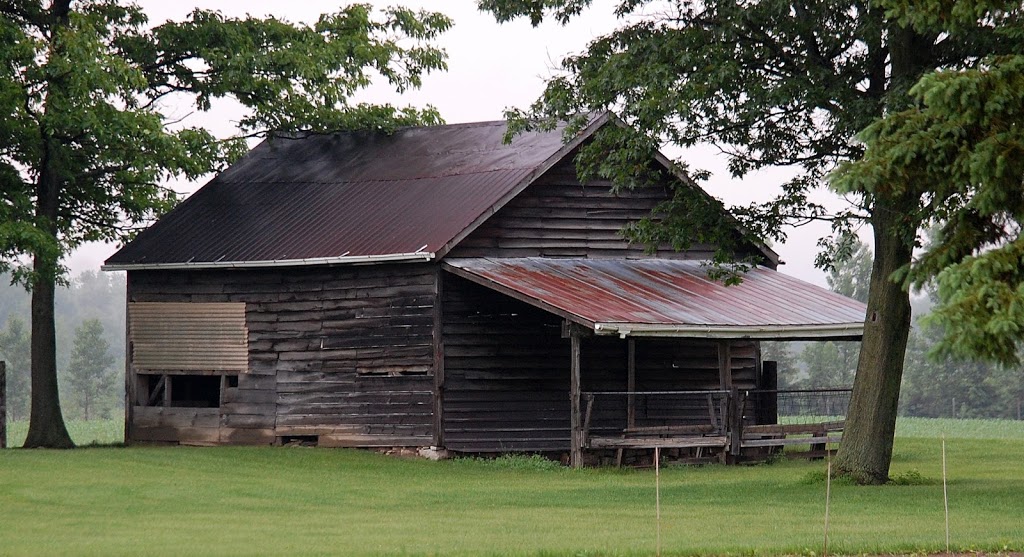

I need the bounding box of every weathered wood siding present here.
[442,275,571,452]
[126,264,437,447]
[449,158,722,260]
[441,274,760,453]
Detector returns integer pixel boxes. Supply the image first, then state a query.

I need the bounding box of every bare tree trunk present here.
[834,198,913,483]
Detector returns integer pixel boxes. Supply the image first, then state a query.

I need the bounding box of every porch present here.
[441,257,867,466]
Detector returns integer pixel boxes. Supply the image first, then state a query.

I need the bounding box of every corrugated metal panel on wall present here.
[129,302,248,371]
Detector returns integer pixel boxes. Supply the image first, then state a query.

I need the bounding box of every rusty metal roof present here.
[443,258,866,339]
[105,118,592,270]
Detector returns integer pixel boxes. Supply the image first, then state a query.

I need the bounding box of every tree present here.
[0,316,31,421]
[66,318,114,420]
[479,0,1023,482]
[0,1,451,448]
[833,2,1024,367]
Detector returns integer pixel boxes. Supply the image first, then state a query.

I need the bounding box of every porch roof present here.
[442,257,866,340]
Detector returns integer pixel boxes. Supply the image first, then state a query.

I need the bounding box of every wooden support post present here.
[570,328,583,469]
[719,341,739,463]
[718,340,733,390]
[582,393,595,449]
[727,387,742,463]
[627,338,636,429]
[1,361,6,449]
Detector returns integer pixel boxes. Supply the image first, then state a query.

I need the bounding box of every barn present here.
[104,112,866,465]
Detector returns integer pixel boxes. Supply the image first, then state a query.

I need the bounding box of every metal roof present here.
[442,258,866,340]
[104,118,593,270]
[104,113,779,271]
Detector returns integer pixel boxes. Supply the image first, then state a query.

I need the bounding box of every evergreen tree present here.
[66,319,114,421]
[0,317,30,420]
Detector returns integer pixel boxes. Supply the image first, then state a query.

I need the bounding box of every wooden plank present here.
[589,436,729,449]
[220,427,275,445]
[624,424,717,436]
[741,435,843,448]
[744,421,845,435]
[133,406,219,428]
[570,328,583,468]
[318,434,432,448]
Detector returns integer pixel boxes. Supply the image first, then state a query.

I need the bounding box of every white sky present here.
[69,0,850,287]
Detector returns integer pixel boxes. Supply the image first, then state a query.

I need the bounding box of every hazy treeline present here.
[765,242,1024,420]
[0,271,126,421]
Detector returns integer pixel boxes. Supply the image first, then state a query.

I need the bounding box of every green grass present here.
[5,418,124,447]
[2,426,1024,555]
[895,416,1024,439]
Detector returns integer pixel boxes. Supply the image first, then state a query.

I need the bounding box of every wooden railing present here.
[580,388,852,464]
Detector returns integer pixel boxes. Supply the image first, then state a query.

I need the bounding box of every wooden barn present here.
[104,113,866,465]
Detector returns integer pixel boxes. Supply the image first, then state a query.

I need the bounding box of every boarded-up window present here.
[129,302,248,372]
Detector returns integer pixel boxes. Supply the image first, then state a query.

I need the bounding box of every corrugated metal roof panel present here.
[106,120,571,268]
[442,258,867,340]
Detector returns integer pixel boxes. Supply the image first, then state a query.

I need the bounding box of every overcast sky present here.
[68,0,848,287]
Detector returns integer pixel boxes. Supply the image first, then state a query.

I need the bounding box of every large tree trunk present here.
[833,23,933,484]
[834,198,913,483]
[23,269,74,448]
[23,139,74,449]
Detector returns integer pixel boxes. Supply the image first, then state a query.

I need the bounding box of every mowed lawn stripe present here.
[1,430,1022,555]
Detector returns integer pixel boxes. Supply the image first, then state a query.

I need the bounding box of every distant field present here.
[2,418,1023,556]
[894,416,1024,440]
[4,418,123,447]
[7,415,1024,448]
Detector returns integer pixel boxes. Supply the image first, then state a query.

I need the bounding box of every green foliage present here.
[831,10,1024,364]
[0,0,450,447]
[0,316,30,420]
[798,341,859,388]
[66,319,115,421]
[886,469,934,485]
[457,453,564,471]
[900,319,1005,419]
[0,1,451,283]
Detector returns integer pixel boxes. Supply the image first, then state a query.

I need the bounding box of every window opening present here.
[169,375,221,408]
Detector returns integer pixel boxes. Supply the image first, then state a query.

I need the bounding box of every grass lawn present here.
[1,420,1022,556]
